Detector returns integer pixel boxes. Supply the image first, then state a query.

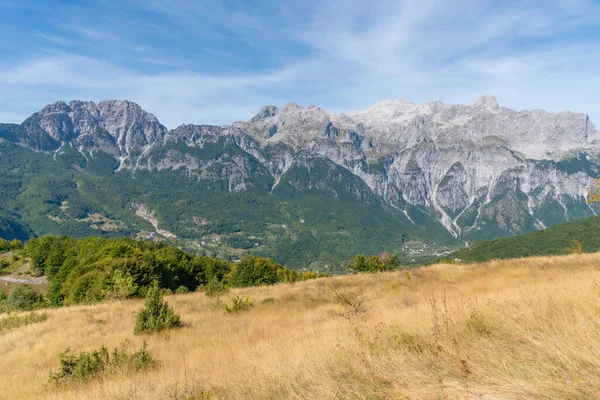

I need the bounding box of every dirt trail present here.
[0,276,47,285]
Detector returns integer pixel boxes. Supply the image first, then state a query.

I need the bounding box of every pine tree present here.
[134,282,181,334]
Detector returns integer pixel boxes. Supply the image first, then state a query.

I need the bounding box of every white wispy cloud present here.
[34,34,75,46]
[293,0,600,117]
[52,23,115,40]
[0,0,599,127]
[0,54,301,127]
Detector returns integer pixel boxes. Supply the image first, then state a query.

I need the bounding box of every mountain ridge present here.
[0,95,598,265]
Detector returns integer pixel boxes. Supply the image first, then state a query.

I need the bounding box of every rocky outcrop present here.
[15,100,167,158]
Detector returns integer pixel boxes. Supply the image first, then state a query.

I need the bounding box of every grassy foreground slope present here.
[450,215,600,263]
[2,253,600,399]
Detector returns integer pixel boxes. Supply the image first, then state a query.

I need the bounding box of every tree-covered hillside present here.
[448,215,600,263]
[0,139,454,271]
[4,98,600,269]
[0,236,316,310]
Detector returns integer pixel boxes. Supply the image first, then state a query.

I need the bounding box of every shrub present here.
[0,312,48,333]
[300,270,324,281]
[27,236,55,276]
[105,269,137,301]
[348,252,400,273]
[276,267,300,283]
[4,284,43,311]
[0,239,23,253]
[0,239,10,253]
[64,269,107,305]
[334,289,368,320]
[9,239,23,250]
[175,286,189,295]
[50,341,154,382]
[228,256,290,287]
[439,258,459,264]
[204,275,229,297]
[134,282,182,334]
[223,294,253,314]
[565,239,584,255]
[0,259,9,272]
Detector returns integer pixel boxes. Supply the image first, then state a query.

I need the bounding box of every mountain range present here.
[0,96,598,269]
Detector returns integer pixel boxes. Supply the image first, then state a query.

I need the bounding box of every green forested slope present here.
[0,235,318,311]
[0,140,454,271]
[449,215,600,262]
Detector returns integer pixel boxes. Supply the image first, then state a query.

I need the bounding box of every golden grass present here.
[0,312,48,334]
[2,253,600,399]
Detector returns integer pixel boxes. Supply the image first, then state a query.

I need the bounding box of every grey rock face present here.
[17,100,167,157]
[6,95,599,239]
[231,95,598,238]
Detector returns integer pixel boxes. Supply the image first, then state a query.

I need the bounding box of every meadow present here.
[1,253,599,399]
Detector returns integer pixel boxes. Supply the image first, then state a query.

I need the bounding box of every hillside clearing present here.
[2,253,600,399]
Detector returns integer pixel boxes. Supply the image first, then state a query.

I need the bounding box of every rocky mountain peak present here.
[282,102,300,110]
[13,100,167,155]
[251,105,279,122]
[97,99,149,116]
[69,100,96,109]
[473,94,500,111]
[40,101,72,115]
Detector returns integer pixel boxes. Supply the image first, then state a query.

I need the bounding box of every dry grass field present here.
[1,253,600,399]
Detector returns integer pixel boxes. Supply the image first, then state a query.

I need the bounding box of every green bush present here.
[223,294,253,314]
[50,341,154,382]
[299,270,325,281]
[175,286,189,295]
[0,239,11,253]
[105,269,138,300]
[64,269,108,305]
[0,239,21,257]
[27,236,55,276]
[229,256,297,287]
[4,284,43,311]
[134,282,182,334]
[438,258,459,264]
[9,239,23,250]
[348,252,401,273]
[204,275,229,297]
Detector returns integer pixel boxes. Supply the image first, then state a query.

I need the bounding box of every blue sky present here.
[0,0,599,128]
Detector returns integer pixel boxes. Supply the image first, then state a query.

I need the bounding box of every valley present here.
[2,2,599,399]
